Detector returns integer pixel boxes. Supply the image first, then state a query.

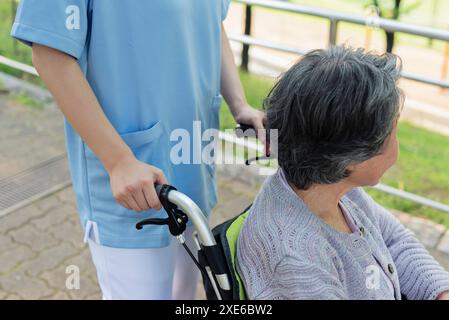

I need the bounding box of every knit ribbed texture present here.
[236,169,449,300]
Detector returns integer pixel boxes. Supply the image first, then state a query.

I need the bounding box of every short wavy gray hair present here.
[266,46,403,190]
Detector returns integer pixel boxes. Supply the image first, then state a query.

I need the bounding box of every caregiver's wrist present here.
[228,97,248,117]
[231,102,252,121]
[104,148,135,175]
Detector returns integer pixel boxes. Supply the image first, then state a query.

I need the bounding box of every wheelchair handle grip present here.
[235,123,257,138]
[236,123,255,131]
[235,123,270,142]
[139,184,216,245]
[154,184,163,199]
[153,184,177,205]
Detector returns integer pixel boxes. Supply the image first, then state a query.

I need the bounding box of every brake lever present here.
[135,184,188,236]
[136,218,169,229]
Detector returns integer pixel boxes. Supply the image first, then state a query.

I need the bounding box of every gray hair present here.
[266,46,403,190]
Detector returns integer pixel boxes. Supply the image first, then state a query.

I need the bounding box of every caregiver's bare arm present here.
[32,44,166,211]
[220,25,266,143]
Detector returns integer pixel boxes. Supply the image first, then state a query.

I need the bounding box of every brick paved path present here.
[0,176,254,300]
[1,81,449,300]
[0,89,65,178]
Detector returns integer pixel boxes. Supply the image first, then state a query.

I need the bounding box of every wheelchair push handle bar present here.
[136,184,232,294]
[235,123,270,142]
[235,123,255,135]
[135,184,217,247]
[235,123,274,164]
[154,184,164,198]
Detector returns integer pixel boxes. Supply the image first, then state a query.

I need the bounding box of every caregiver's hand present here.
[234,105,268,150]
[108,155,168,212]
[220,26,268,153]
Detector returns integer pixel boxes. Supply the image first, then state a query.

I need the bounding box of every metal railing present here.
[0,55,38,76]
[0,1,448,214]
[231,0,449,89]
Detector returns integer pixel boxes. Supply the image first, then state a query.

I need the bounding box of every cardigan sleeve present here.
[261,255,347,300]
[371,196,449,300]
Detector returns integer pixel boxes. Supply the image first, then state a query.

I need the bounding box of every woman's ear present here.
[345,163,356,174]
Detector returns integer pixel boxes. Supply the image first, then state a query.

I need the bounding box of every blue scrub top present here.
[11,0,231,248]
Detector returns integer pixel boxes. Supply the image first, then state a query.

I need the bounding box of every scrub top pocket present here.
[83,121,171,221]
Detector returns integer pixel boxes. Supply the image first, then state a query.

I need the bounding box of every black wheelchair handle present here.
[236,123,272,160]
[235,123,258,138]
[154,184,163,199]
[236,123,255,132]
[153,183,177,203]
[235,123,270,142]
[136,184,188,236]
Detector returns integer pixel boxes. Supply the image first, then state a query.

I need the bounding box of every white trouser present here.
[86,224,201,300]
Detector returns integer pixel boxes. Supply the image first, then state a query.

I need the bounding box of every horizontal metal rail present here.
[235,0,449,42]
[228,34,449,89]
[232,0,449,89]
[0,55,38,76]
[372,183,449,214]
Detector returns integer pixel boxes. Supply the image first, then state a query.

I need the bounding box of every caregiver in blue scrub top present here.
[11,0,265,299]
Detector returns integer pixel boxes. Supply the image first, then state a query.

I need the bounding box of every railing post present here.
[241,4,252,71]
[441,30,449,91]
[328,19,338,46]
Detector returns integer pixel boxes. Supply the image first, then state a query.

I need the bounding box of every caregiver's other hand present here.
[234,105,268,148]
[108,155,168,212]
[220,27,268,154]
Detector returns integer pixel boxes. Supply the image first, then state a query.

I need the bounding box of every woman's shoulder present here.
[237,172,328,262]
[236,174,332,297]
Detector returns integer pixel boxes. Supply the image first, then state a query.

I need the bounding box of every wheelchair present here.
[136,124,262,300]
[136,184,250,300]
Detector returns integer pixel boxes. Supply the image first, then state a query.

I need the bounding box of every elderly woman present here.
[236,46,449,300]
